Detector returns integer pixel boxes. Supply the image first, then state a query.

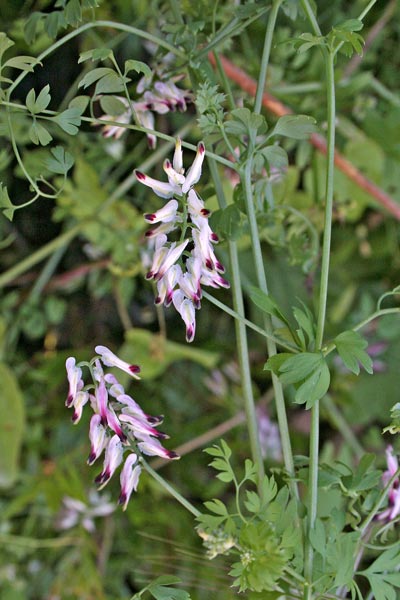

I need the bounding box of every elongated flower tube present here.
[378,446,400,522]
[95,435,124,488]
[95,345,141,379]
[119,454,141,511]
[65,357,83,407]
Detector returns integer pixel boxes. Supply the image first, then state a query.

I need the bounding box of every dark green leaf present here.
[261,145,288,171]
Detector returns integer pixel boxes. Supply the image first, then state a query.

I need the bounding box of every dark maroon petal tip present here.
[198,142,205,153]
[210,233,219,242]
[157,431,169,440]
[146,271,154,280]
[201,208,210,217]
[71,412,78,423]
[144,213,156,222]
[205,259,213,270]
[155,296,162,305]
[145,229,156,238]
[164,159,171,169]
[118,492,127,505]
[147,415,164,425]
[135,170,146,181]
[66,394,73,407]
[87,452,96,465]
[129,364,141,374]
[167,451,180,460]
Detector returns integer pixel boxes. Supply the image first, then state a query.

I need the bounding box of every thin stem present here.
[202,290,298,351]
[253,0,282,115]
[208,157,265,486]
[300,0,322,37]
[142,461,201,518]
[242,161,298,498]
[303,41,336,599]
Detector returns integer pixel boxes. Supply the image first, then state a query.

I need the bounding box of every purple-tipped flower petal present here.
[71,391,90,424]
[66,357,83,407]
[88,414,108,465]
[137,436,179,460]
[95,435,124,489]
[173,290,196,343]
[119,454,141,511]
[95,345,141,379]
[135,170,181,199]
[181,142,205,194]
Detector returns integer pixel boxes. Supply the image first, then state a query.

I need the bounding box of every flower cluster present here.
[65,345,178,510]
[99,74,192,148]
[135,139,229,342]
[378,445,400,522]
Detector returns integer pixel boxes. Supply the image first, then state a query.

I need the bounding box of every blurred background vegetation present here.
[0,0,399,598]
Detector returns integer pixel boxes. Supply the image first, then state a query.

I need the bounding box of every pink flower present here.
[137,436,179,460]
[378,446,400,522]
[173,290,196,343]
[95,345,141,379]
[88,414,108,465]
[135,139,205,198]
[119,454,141,511]
[65,357,84,407]
[95,435,124,489]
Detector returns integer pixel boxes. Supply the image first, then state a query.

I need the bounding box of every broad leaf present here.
[271,115,318,140]
[44,146,74,175]
[334,330,373,375]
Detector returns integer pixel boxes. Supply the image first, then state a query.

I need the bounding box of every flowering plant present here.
[1,1,400,599]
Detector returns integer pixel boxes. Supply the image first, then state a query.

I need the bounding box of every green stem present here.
[242,160,298,498]
[303,34,336,598]
[208,158,265,486]
[0,224,82,289]
[253,0,282,115]
[142,461,201,518]
[202,290,298,351]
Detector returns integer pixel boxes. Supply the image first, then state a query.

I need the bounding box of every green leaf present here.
[249,287,292,329]
[0,184,16,221]
[294,359,330,408]
[3,56,39,73]
[124,59,152,79]
[24,12,43,45]
[79,48,113,63]
[99,95,128,117]
[147,576,191,600]
[44,146,74,175]
[359,546,400,600]
[261,145,288,171]
[64,0,82,26]
[0,33,14,62]
[335,19,363,33]
[334,330,373,375]
[68,95,90,114]
[271,115,318,140]
[95,72,128,95]
[383,402,400,435]
[0,363,25,487]
[44,11,66,39]
[278,352,322,384]
[264,352,293,375]
[292,302,315,348]
[203,499,228,516]
[52,107,82,135]
[26,84,51,114]
[29,121,53,146]
[78,67,116,89]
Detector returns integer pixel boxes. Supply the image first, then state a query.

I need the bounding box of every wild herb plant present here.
[0,1,400,598]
